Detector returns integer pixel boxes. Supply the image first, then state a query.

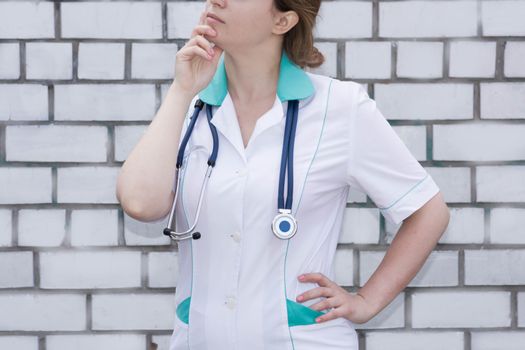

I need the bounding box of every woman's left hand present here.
[296,272,376,324]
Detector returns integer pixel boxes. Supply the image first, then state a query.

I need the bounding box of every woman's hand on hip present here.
[296,272,375,325]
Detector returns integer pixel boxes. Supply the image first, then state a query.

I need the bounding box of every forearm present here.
[116,82,195,221]
[357,192,450,318]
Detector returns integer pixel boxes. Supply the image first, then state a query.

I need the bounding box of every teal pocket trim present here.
[286,298,326,327]
[176,297,191,324]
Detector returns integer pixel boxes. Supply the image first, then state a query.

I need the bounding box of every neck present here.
[224,43,283,105]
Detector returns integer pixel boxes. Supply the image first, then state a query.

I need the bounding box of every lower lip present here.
[206,16,224,24]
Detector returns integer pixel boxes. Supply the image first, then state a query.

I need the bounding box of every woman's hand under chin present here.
[296,272,377,325]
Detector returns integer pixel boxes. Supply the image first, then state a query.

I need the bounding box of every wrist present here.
[169,81,196,101]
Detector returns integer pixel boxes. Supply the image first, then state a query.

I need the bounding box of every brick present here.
[477,166,525,202]
[481,0,525,36]
[374,83,473,120]
[151,335,171,350]
[0,84,48,121]
[392,125,427,161]
[167,2,206,39]
[40,251,141,289]
[334,248,353,286]
[0,2,54,39]
[438,207,484,244]
[71,209,119,246]
[360,250,458,287]
[6,125,107,162]
[0,293,86,331]
[46,334,146,350]
[490,208,525,244]
[148,252,178,288]
[61,2,162,39]
[434,123,525,161]
[0,336,38,350]
[519,292,525,327]
[316,1,372,39]
[18,209,66,247]
[412,291,510,328]
[78,43,125,80]
[465,249,525,285]
[92,293,174,330]
[504,42,525,77]
[26,42,72,80]
[366,331,464,350]
[481,83,525,119]
[54,84,156,121]
[424,167,471,203]
[0,168,52,204]
[307,42,337,78]
[380,1,477,38]
[471,331,525,350]
[0,210,12,246]
[339,208,379,244]
[356,293,404,329]
[449,41,496,78]
[0,252,33,288]
[124,213,171,246]
[57,166,120,204]
[397,41,443,78]
[345,42,391,79]
[0,43,20,79]
[114,125,147,162]
[132,43,178,79]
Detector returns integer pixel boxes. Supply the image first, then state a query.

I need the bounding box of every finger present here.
[298,272,335,288]
[190,25,217,40]
[314,307,344,323]
[185,45,214,61]
[188,34,215,56]
[309,297,338,312]
[296,287,333,303]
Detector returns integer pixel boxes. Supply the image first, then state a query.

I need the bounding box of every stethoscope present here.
[163,97,300,241]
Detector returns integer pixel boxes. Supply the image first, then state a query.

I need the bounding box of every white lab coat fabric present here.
[169,72,440,350]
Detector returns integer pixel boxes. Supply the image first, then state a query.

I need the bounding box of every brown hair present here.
[274,0,324,69]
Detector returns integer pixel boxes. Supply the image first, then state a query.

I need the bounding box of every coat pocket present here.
[169,297,190,350]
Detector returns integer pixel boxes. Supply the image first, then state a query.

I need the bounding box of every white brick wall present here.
[1,0,524,349]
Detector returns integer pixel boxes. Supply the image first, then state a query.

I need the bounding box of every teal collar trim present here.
[198,50,314,106]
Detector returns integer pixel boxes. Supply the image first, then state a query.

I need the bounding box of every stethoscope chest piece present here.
[271,209,298,240]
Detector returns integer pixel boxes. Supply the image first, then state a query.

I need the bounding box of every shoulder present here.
[303,72,365,109]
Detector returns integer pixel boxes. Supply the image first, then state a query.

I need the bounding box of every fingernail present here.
[297,295,303,301]
[298,275,305,280]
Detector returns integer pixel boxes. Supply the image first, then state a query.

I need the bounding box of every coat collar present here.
[198,49,315,106]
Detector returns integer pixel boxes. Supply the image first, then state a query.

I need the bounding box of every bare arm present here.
[115,82,195,222]
[357,191,450,318]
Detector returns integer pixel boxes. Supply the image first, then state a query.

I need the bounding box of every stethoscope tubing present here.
[164,98,299,241]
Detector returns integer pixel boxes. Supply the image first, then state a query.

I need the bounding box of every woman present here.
[116,0,450,349]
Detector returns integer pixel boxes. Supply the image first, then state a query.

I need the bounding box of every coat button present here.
[235,168,248,177]
[230,231,241,243]
[225,296,236,309]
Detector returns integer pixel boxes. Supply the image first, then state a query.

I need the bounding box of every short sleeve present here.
[346,84,440,225]
[173,94,199,192]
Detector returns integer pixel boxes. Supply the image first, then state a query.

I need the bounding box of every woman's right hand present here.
[173,9,224,97]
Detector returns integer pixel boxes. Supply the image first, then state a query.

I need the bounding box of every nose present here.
[209,0,225,7]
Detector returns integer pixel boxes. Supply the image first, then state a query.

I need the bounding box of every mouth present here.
[206,13,225,24]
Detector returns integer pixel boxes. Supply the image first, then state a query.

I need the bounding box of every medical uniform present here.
[169,50,440,350]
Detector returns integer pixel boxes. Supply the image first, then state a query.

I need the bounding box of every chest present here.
[232,98,276,149]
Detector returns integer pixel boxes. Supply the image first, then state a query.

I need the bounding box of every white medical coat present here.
[169,51,440,350]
